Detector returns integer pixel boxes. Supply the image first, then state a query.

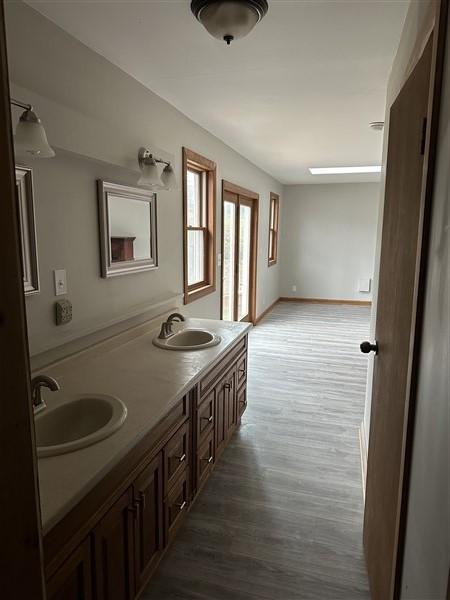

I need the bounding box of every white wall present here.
[5,1,282,357]
[280,183,379,301]
[400,7,450,597]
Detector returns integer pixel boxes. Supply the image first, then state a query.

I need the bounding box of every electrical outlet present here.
[358,278,371,293]
[292,285,297,293]
[55,298,72,325]
[54,269,67,296]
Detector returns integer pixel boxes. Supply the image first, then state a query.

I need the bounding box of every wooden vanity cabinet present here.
[45,335,248,600]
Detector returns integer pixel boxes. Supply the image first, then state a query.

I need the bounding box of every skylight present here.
[309,166,382,175]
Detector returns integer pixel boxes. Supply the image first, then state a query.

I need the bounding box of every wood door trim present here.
[0,3,46,598]
[221,180,259,324]
[395,1,448,596]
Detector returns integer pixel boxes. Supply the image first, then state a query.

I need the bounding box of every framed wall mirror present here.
[98,180,158,278]
[15,166,40,295]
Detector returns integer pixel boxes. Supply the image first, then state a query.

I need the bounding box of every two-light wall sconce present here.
[137,147,177,191]
[11,99,177,192]
[11,98,55,158]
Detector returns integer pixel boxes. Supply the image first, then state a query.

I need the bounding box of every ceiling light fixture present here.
[11,98,55,158]
[137,147,177,191]
[309,166,382,175]
[191,0,268,45]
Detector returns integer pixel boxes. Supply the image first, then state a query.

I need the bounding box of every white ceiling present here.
[26,0,408,184]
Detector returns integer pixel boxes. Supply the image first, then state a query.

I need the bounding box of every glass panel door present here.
[237,203,252,321]
[222,200,236,321]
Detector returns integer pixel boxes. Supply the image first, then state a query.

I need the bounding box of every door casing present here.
[220,180,259,324]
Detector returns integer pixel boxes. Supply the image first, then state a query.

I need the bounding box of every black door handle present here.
[360,341,379,355]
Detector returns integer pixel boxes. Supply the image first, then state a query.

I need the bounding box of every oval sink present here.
[35,394,127,458]
[153,328,221,351]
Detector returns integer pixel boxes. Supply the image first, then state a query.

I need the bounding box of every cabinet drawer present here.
[236,352,247,389]
[163,422,189,494]
[196,389,215,448]
[237,384,247,418]
[164,469,190,545]
[197,431,214,491]
[200,336,247,398]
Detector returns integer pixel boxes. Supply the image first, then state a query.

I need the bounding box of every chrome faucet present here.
[31,374,60,414]
[158,313,185,340]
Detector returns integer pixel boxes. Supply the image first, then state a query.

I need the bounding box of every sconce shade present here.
[191,0,268,44]
[15,109,55,158]
[160,164,177,190]
[138,160,163,189]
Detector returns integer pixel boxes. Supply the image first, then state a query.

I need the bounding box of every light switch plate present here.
[54,269,67,296]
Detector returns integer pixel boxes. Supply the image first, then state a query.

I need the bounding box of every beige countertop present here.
[37,317,251,533]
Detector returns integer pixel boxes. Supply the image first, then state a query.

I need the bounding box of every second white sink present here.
[35,394,127,458]
[153,328,221,351]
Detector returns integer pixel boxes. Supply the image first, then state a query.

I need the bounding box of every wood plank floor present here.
[144,302,371,599]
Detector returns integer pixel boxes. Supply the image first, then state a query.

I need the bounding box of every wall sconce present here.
[137,147,177,191]
[11,98,55,158]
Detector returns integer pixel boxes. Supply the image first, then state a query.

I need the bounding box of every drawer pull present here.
[176,453,186,463]
[239,368,245,375]
[202,415,213,424]
[224,382,231,390]
[139,491,146,509]
[201,456,213,464]
[176,500,187,511]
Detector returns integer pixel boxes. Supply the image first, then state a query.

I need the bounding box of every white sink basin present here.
[153,328,221,351]
[35,394,127,457]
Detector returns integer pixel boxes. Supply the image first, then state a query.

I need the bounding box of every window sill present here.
[184,283,216,305]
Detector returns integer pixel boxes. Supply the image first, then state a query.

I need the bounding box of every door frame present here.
[0,1,46,597]
[364,1,448,597]
[220,180,259,324]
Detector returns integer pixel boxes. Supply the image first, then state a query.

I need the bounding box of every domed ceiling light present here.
[191,0,268,45]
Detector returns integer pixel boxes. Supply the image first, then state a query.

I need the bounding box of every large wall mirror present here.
[98,180,158,278]
[15,166,40,295]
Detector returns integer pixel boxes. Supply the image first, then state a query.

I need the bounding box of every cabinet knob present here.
[139,491,146,509]
[176,500,187,512]
[177,453,186,463]
[202,415,213,424]
[224,382,232,390]
[201,455,213,464]
[238,368,245,375]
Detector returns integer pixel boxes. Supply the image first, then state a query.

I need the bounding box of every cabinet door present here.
[94,489,134,600]
[225,369,237,437]
[47,538,93,600]
[215,368,235,459]
[197,430,214,491]
[237,384,247,419]
[133,453,163,595]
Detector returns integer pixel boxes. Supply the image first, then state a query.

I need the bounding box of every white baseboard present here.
[359,420,368,500]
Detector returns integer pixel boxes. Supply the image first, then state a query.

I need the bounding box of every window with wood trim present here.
[268,192,279,266]
[182,147,216,304]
